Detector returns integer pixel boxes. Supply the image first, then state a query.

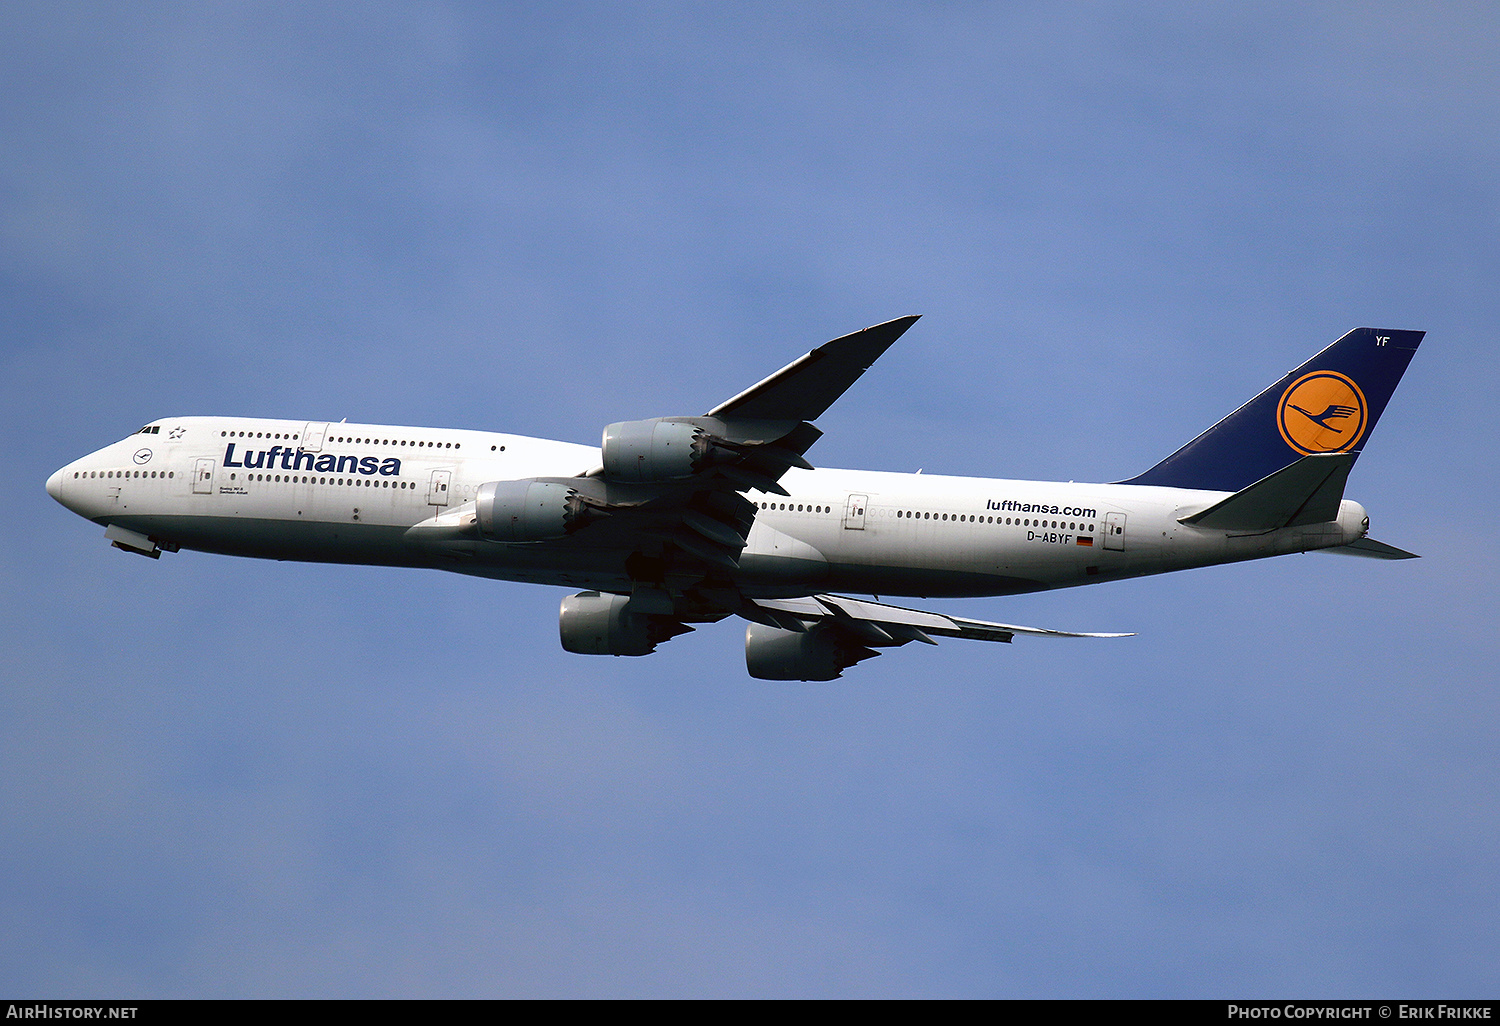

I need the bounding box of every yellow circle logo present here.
[1277,371,1368,455]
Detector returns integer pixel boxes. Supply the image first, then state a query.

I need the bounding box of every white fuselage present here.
[47,416,1369,598]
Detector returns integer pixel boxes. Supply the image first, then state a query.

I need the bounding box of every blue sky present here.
[4,2,1498,997]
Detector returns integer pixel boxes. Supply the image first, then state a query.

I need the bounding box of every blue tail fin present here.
[1122,327,1423,492]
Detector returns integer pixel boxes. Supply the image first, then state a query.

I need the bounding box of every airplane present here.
[46,317,1422,680]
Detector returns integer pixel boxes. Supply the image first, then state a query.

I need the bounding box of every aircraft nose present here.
[47,459,102,520]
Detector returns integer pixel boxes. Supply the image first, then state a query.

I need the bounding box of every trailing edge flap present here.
[707,316,920,422]
[752,594,1133,646]
[1180,452,1355,532]
[1319,537,1419,559]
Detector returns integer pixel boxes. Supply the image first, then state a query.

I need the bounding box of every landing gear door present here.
[192,458,215,495]
[428,469,452,507]
[843,493,868,530]
[1104,512,1126,551]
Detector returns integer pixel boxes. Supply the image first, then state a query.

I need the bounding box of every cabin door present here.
[192,458,215,495]
[1104,512,1126,551]
[843,493,868,530]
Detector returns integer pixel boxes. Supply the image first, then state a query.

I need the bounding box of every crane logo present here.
[1277,371,1368,455]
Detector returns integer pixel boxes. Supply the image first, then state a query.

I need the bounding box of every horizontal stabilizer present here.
[1319,537,1419,559]
[1181,452,1355,532]
[708,316,919,422]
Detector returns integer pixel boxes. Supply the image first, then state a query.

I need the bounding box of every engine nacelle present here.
[475,479,576,542]
[601,418,708,482]
[745,622,876,681]
[559,591,692,656]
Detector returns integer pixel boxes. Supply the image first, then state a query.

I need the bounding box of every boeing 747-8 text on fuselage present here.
[48,318,1421,679]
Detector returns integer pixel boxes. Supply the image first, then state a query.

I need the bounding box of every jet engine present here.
[743,622,879,681]
[475,479,582,542]
[601,418,711,482]
[559,591,693,656]
[601,416,818,492]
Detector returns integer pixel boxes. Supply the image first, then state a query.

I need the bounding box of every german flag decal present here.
[1076,536,1094,546]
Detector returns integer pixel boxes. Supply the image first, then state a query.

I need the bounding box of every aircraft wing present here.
[707,315,919,421]
[731,593,1131,679]
[750,593,1134,643]
[556,317,922,573]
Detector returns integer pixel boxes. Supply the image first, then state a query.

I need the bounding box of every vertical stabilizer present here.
[1123,328,1422,493]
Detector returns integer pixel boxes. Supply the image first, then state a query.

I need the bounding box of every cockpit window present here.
[136,425,160,434]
